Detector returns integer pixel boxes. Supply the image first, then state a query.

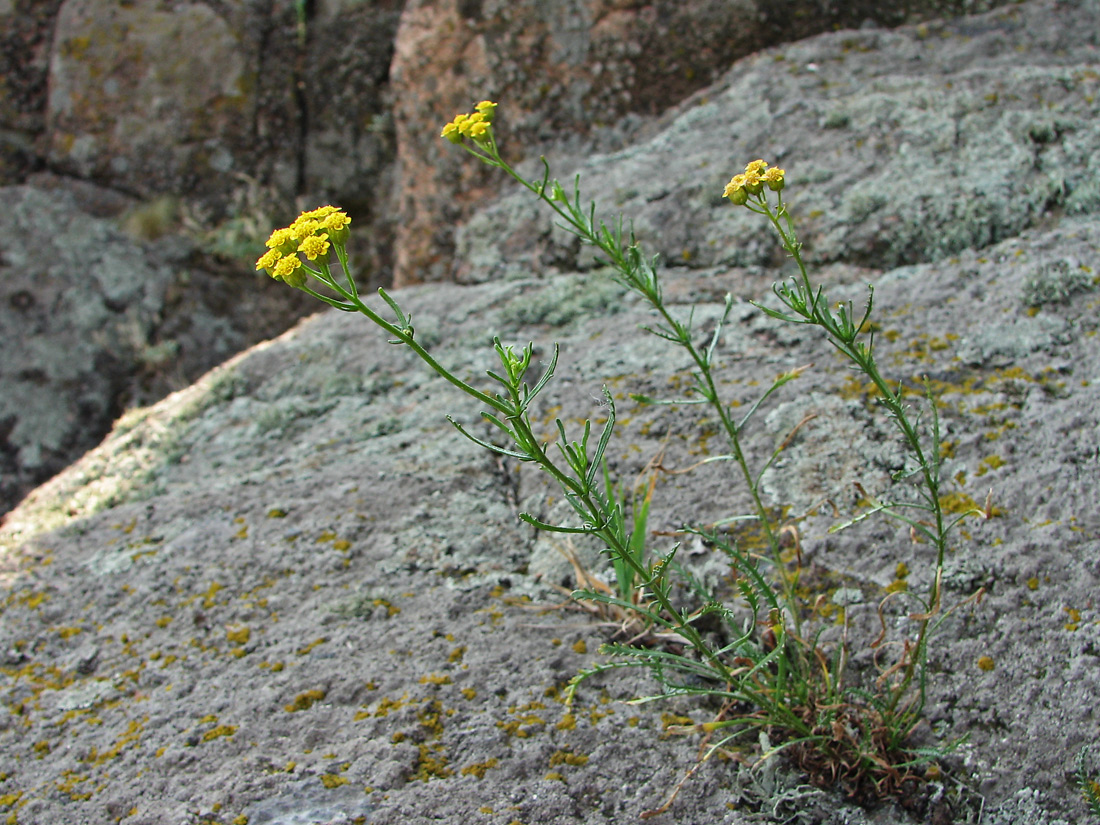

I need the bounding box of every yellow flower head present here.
[723,174,749,205]
[763,166,785,191]
[474,100,498,121]
[273,254,307,288]
[744,159,767,176]
[290,218,321,241]
[256,248,282,272]
[265,227,297,254]
[298,234,331,261]
[322,210,351,245]
[441,119,463,143]
[323,211,350,232]
[273,254,302,279]
[300,205,338,220]
[466,120,490,140]
[442,103,498,144]
[743,169,764,196]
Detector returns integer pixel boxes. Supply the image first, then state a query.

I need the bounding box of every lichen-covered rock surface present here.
[0,183,310,517]
[454,0,1100,283]
[2,2,1099,824]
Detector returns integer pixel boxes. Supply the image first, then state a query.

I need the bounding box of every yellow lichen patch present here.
[414,700,452,781]
[320,774,348,789]
[459,757,498,779]
[975,454,1006,477]
[226,626,251,645]
[556,713,576,731]
[202,582,224,609]
[370,694,412,717]
[571,639,587,655]
[89,717,147,765]
[296,637,327,655]
[202,724,238,742]
[285,689,326,712]
[447,646,466,663]
[418,674,452,686]
[1065,607,1082,631]
[939,491,998,517]
[549,748,588,767]
[460,688,477,700]
[661,712,693,731]
[55,770,91,802]
[372,599,400,617]
[977,656,995,672]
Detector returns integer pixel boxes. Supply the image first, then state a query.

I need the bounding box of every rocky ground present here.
[2,2,1100,823]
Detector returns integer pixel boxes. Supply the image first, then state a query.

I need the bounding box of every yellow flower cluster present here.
[441,100,498,145]
[256,205,351,288]
[723,159,785,205]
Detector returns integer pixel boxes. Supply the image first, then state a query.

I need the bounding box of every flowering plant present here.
[258,101,985,808]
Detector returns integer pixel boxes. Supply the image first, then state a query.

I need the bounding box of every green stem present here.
[484,147,800,637]
[754,193,947,716]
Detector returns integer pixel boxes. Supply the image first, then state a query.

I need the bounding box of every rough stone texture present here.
[0,0,61,182]
[0,0,1014,287]
[1,215,1097,822]
[2,2,1099,822]
[452,0,1100,283]
[46,0,265,198]
[0,184,311,518]
[298,0,405,288]
[389,0,1011,285]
